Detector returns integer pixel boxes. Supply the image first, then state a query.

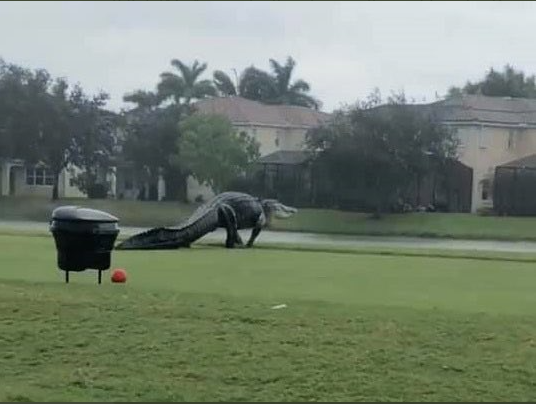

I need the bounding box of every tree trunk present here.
[52,169,61,201]
[164,168,188,202]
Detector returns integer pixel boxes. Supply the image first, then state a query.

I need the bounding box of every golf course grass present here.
[2,234,536,401]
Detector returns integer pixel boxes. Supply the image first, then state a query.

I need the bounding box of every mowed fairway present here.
[2,234,536,401]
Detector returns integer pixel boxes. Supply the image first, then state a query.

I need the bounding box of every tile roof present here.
[194,96,330,129]
[429,95,536,126]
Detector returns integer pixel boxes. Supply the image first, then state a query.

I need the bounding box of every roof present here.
[428,95,536,127]
[257,150,310,165]
[194,96,330,129]
[498,154,536,169]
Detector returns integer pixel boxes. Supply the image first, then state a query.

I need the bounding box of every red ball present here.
[111,268,127,283]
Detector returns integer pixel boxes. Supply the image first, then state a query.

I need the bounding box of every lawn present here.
[2,234,536,401]
[3,196,536,241]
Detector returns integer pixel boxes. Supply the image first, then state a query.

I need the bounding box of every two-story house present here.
[425,95,536,212]
[185,96,331,202]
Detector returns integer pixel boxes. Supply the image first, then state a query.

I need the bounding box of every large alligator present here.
[115,192,297,250]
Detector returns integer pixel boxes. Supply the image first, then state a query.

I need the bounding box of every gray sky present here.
[1,1,535,112]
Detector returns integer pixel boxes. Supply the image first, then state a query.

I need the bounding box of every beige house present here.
[423,95,536,212]
[188,96,331,201]
[0,160,86,198]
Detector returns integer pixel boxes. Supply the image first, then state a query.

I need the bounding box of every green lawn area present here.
[2,234,536,401]
[3,196,536,241]
[0,196,195,228]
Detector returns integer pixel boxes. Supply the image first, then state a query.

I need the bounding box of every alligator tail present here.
[115,209,219,250]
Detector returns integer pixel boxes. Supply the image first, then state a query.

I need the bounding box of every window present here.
[507,130,516,150]
[26,166,54,186]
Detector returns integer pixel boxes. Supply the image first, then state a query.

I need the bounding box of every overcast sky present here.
[1,1,535,112]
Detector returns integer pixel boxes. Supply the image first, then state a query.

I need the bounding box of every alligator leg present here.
[219,204,239,248]
[246,212,266,248]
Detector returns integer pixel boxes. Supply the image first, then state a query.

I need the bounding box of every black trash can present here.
[50,206,120,284]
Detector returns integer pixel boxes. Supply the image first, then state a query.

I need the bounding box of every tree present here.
[307,92,458,216]
[0,60,49,162]
[68,87,116,198]
[448,65,536,98]
[213,57,320,109]
[0,59,117,200]
[175,114,260,193]
[213,66,275,102]
[123,90,162,110]
[27,77,75,200]
[213,69,237,96]
[122,92,187,201]
[267,56,320,109]
[157,59,216,108]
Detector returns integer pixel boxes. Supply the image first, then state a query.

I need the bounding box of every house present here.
[0,159,86,198]
[423,95,536,212]
[189,96,331,202]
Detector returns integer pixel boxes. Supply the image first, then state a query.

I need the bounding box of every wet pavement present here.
[2,220,536,253]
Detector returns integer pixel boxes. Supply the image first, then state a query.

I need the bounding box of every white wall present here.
[455,125,536,212]
[59,165,87,198]
[187,176,215,203]
[235,125,308,156]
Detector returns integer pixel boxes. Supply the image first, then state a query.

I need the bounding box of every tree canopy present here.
[213,56,320,109]
[0,58,116,199]
[175,114,260,193]
[448,65,536,98]
[307,92,458,215]
[157,59,216,108]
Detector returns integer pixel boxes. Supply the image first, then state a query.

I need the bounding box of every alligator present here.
[115,192,297,250]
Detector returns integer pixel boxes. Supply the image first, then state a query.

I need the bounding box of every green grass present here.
[0,196,195,228]
[2,234,536,401]
[272,208,536,241]
[4,196,536,241]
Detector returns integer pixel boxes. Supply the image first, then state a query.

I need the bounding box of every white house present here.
[423,95,536,212]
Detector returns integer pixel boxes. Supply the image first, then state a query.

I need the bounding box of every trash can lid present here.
[51,206,119,223]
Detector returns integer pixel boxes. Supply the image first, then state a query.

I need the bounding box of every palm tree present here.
[158,59,216,107]
[213,70,238,96]
[123,90,161,110]
[267,56,320,109]
[213,57,320,109]
[213,66,275,102]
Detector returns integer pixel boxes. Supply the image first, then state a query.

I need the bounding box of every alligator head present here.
[261,199,298,219]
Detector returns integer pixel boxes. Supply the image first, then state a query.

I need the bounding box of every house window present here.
[26,166,54,186]
[507,130,516,150]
